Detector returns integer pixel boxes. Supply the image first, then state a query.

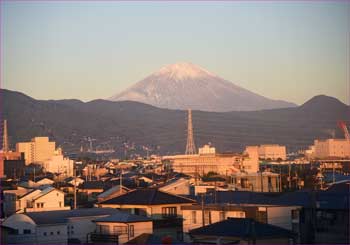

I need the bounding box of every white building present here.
[163,146,259,176]
[256,144,287,160]
[306,139,350,159]
[198,144,216,154]
[230,171,281,192]
[5,186,70,214]
[43,154,74,177]
[16,137,56,165]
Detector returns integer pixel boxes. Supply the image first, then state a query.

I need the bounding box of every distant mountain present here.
[1,89,349,156]
[109,62,297,112]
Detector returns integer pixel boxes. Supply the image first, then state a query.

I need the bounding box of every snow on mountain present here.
[109,62,297,112]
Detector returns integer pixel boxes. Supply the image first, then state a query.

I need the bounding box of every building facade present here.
[163,146,259,176]
[230,171,281,192]
[256,144,287,160]
[0,152,25,178]
[16,137,56,165]
[307,139,350,159]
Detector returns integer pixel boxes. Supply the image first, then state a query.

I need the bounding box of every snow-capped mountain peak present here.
[109,62,296,112]
[154,62,216,80]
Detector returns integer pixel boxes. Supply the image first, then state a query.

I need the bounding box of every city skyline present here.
[1,1,349,105]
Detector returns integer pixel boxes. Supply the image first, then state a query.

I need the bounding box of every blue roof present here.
[190,218,295,239]
[94,213,152,223]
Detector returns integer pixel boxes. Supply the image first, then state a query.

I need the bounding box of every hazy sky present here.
[1,1,349,105]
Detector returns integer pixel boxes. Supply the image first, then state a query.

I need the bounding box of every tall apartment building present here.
[16,137,56,165]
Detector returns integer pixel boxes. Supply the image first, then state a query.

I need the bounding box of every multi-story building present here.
[256,144,287,160]
[306,139,350,159]
[42,154,74,177]
[16,137,56,165]
[163,146,259,176]
[0,151,25,178]
[230,171,281,192]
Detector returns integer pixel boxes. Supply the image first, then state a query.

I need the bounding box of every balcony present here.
[90,232,119,243]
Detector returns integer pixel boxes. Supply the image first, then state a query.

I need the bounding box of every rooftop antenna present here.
[185,109,196,154]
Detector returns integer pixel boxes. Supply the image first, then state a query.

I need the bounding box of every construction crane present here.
[337,121,350,141]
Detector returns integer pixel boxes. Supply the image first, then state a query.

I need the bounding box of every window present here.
[113,226,127,235]
[43,232,47,236]
[23,229,31,234]
[50,232,54,235]
[162,207,177,217]
[59,202,62,207]
[57,231,60,235]
[204,211,211,225]
[191,211,197,224]
[99,225,110,234]
[219,211,225,221]
[129,225,134,238]
[292,210,300,220]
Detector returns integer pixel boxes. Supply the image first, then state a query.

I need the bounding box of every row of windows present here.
[43,231,60,236]
[98,225,134,237]
[191,210,245,224]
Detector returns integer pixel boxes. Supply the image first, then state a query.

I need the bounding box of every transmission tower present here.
[2,119,9,152]
[185,109,196,154]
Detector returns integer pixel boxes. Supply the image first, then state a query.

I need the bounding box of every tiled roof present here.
[79,181,105,189]
[190,218,295,239]
[99,188,196,205]
[200,189,350,210]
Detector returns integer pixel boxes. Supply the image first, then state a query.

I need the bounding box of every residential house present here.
[97,188,196,241]
[182,203,301,241]
[90,212,153,244]
[3,187,33,216]
[78,181,105,201]
[97,185,130,203]
[2,208,123,244]
[159,178,191,195]
[65,176,84,187]
[6,186,70,215]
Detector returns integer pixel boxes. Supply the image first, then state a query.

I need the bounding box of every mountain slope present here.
[1,89,349,156]
[109,62,296,112]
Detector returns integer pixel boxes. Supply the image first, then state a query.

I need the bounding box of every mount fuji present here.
[109,62,297,111]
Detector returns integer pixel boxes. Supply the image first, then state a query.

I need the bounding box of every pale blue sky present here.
[1,1,349,105]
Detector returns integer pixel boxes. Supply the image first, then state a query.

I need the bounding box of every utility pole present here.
[279,164,282,192]
[74,162,77,209]
[201,193,205,227]
[288,162,291,190]
[120,170,123,194]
